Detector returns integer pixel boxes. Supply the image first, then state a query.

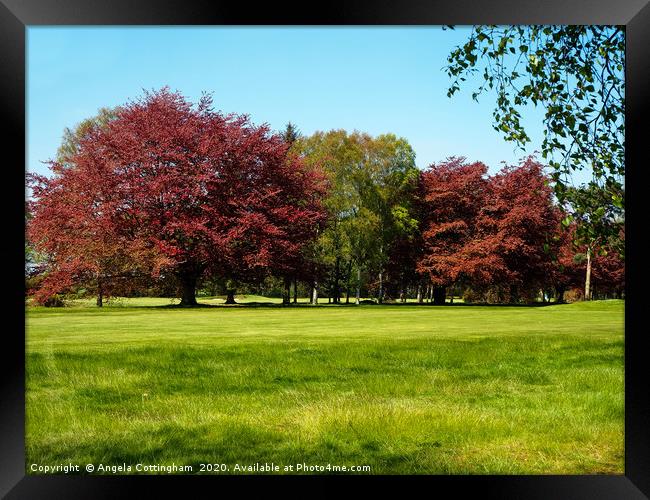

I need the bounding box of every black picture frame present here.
[2,1,647,497]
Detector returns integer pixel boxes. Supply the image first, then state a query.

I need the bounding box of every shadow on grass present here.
[34,298,571,311]
[154,301,561,309]
[27,421,412,474]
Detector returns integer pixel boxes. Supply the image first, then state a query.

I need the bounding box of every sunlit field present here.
[25,300,624,474]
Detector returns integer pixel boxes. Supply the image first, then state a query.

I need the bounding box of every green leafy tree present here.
[563,182,624,300]
[296,130,418,303]
[445,26,624,204]
[361,134,419,302]
[563,183,625,300]
[297,130,361,303]
[347,207,380,304]
[56,107,121,167]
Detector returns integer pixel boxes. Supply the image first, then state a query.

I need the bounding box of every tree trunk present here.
[312,280,318,304]
[293,277,298,304]
[378,242,385,304]
[433,286,446,305]
[417,283,423,303]
[179,274,198,306]
[355,267,361,305]
[509,284,520,304]
[96,281,103,308]
[225,289,236,304]
[333,256,341,304]
[283,277,291,305]
[345,260,352,304]
[584,247,592,301]
[556,286,566,304]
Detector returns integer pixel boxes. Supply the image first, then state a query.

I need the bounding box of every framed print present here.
[1,0,648,497]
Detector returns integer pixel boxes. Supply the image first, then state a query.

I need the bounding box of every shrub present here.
[564,288,584,303]
[42,294,65,307]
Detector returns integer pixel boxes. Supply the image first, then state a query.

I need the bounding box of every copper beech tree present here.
[418,157,562,303]
[28,89,327,306]
[417,158,490,304]
[476,158,563,301]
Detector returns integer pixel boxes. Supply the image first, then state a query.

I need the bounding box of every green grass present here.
[25,300,624,474]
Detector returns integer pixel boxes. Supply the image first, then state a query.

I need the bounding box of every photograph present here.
[23,24,626,477]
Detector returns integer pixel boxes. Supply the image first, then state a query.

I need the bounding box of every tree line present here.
[26,89,624,307]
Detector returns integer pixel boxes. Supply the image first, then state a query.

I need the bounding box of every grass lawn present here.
[25,299,624,474]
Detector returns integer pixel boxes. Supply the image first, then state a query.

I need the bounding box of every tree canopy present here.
[445,25,624,206]
[295,130,418,303]
[27,85,624,306]
[27,89,326,305]
[418,157,562,303]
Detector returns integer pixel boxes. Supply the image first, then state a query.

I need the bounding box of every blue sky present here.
[28,26,573,180]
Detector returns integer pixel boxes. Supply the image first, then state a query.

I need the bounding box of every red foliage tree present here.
[383,230,421,302]
[547,222,625,302]
[418,157,561,304]
[546,219,584,302]
[474,158,562,302]
[571,227,625,300]
[591,246,625,298]
[27,161,160,305]
[28,89,327,306]
[417,157,490,304]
